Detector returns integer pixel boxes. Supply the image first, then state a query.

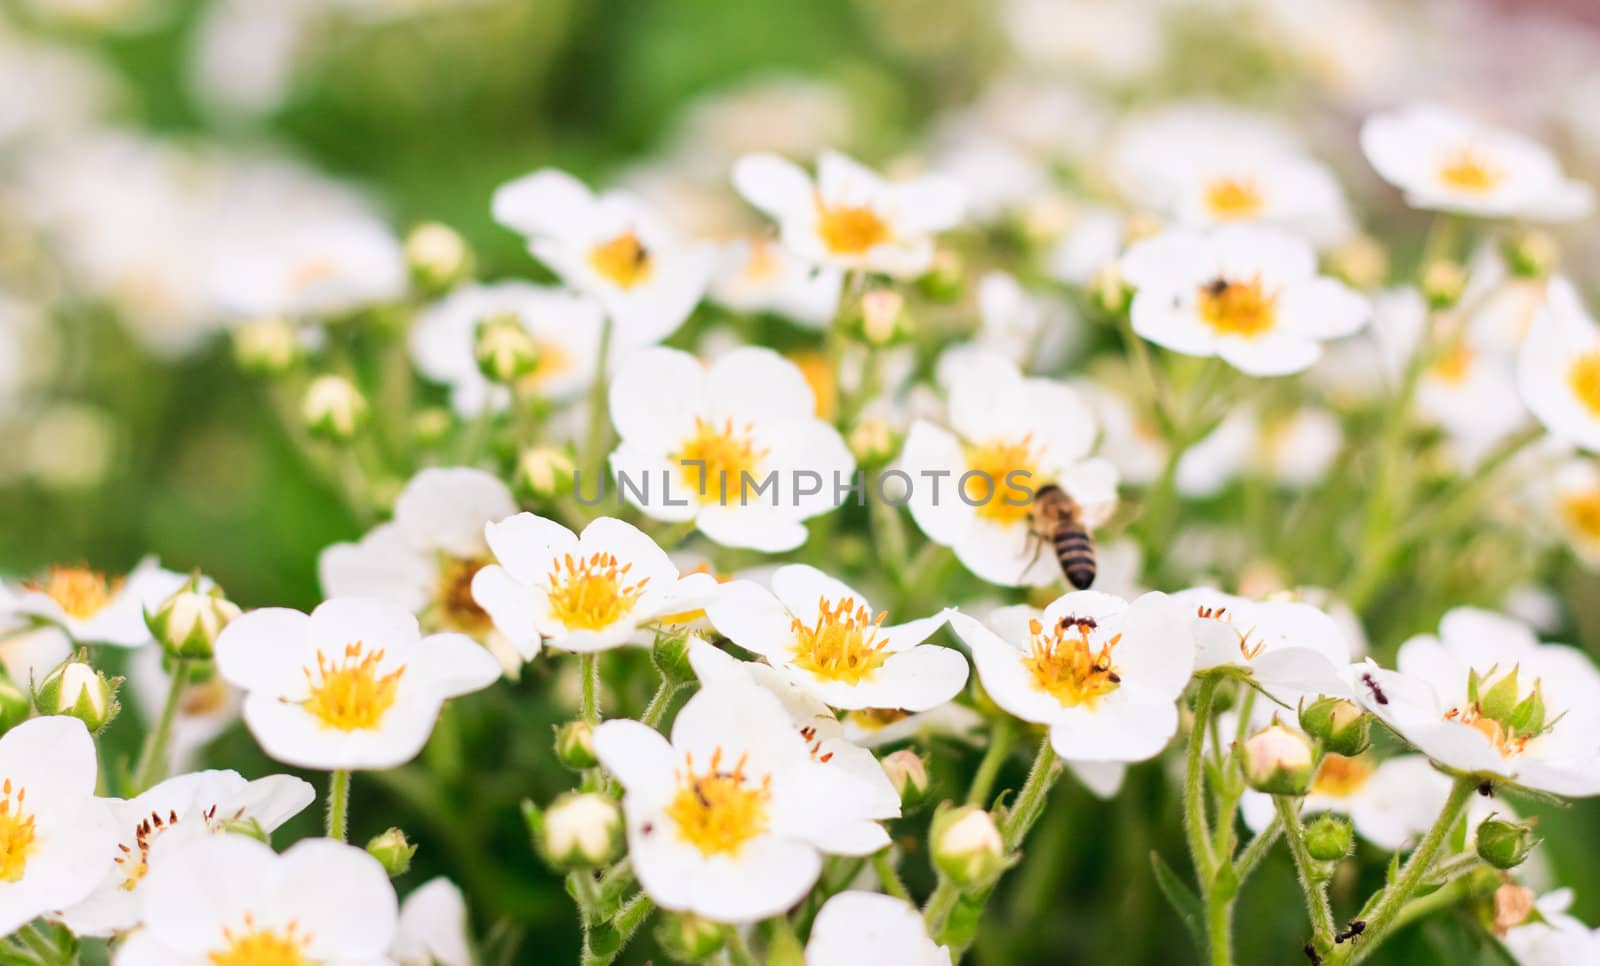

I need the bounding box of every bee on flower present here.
[732,150,965,278]
[213,597,501,770]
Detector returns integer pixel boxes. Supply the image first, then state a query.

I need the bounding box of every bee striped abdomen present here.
[1055,525,1096,589]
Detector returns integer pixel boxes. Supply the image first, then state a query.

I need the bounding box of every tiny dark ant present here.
[1478,780,1495,797]
[1360,672,1388,705]
[1335,920,1366,944]
[1303,942,1323,965]
[1058,615,1098,633]
[1204,277,1231,297]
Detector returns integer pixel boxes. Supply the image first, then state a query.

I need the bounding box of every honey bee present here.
[1027,484,1097,590]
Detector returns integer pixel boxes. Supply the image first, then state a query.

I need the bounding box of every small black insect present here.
[1303,941,1323,965]
[1478,780,1495,797]
[1058,615,1098,633]
[1205,277,1231,297]
[1360,672,1389,705]
[1335,920,1366,944]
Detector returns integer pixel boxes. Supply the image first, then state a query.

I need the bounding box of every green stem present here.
[965,718,1016,807]
[1234,817,1281,883]
[873,849,911,902]
[580,653,601,725]
[581,317,614,486]
[638,677,682,730]
[1205,890,1233,966]
[999,737,1059,848]
[570,869,603,923]
[326,769,351,842]
[132,658,189,793]
[1276,796,1337,956]
[1384,871,1478,936]
[1329,776,1476,964]
[724,925,759,966]
[581,893,653,966]
[1184,677,1219,883]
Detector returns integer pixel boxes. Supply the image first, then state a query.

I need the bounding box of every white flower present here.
[1121,224,1370,376]
[705,564,966,711]
[320,467,517,645]
[1003,0,1163,81]
[1519,277,1600,452]
[592,680,892,923]
[934,272,1080,380]
[491,169,716,351]
[732,150,964,278]
[708,238,844,329]
[948,591,1194,766]
[1548,459,1600,567]
[113,835,397,966]
[1503,889,1600,965]
[472,513,716,658]
[3,557,189,647]
[61,770,315,936]
[391,877,472,966]
[1174,588,1353,703]
[806,891,951,966]
[213,597,501,770]
[0,716,116,936]
[606,346,855,552]
[1255,407,1344,487]
[0,625,71,692]
[1239,755,1461,851]
[1361,104,1593,221]
[839,701,986,749]
[410,281,605,416]
[687,637,902,835]
[901,352,1117,587]
[1415,337,1529,469]
[1355,608,1600,796]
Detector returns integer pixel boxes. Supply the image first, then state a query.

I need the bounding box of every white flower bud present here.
[405,222,473,292]
[858,289,908,346]
[475,313,542,384]
[36,659,120,733]
[1243,721,1315,796]
[301,375,369,441]
[541,792,622,868]
[515,447,576,501]
[931,805,1006,887]
[232,318,301,375]
[880,749,929,806]
[146,577,240,660]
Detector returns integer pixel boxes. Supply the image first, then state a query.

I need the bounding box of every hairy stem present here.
[132,658,189,793]
[965,718,1016,807]
[1276,795,1337,956]
[326,769,351,842]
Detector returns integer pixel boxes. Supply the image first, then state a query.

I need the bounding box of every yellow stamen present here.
[1568,352,1600,417]
[209,915,314,966]
[1310,754,1374,798]
[847,708,910,732]
[516,338,573,392]
[815,199,890,255]
[1198,277,1277,338]
[673,417,769,504]
[0,780,36,883]
[1022,617,1121,709]
[1204,177,1264,219]
[301,643,404,731]
[790,596,890,685]
[588,231,652,289]
[545,553,650,632]
[963,435,1041,525]
[787,351,835,422]
[1560,489,1600,540]
[1431,344,1475,384]
[1437,147,1502,194]
[665,748,771,857]
[28,566,121,619]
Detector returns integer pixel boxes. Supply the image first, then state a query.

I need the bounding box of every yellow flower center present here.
[790,596,890,684]
[545,553,650,632]
[1022,617,1122,709]
[0,780,36,883]
[208,916,314,966]
[301,643,404,731]
[1431,344,1475,384]
[665,749,771,857]
[673,417,769,504]
[744,240,783,281]
[1560,489,1600,539]
[432,555,493,636]
[787,351,835,422]
[1310,754,1374,798]
[1568,352,1600,417]
[588,231,653,289]
[1437,147,1502,194]
[114,806,190,891]
[963,434,1041,525]
[1204,177,1265,219]
[29,566,121,619]
[1198,277,1277,338]
[516,339,574,393]
[847,707,911,732]
[815,199,891,255]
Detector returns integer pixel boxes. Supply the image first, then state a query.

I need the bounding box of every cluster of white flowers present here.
[11,0,1600,964]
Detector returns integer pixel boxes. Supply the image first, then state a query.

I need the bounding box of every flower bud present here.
[405,221,473,293]
[1492,882,1537,935]
[366,827,418,877]
[1091,262,1129,315]
[540,792,622,868]
[1299,697,1371,758]
[1328,236,1388,290]
[475,313,542,384]
[1422,260,1467,308]
[881,749,929,808]
[301,375,369,441]
[232,318,301,376]
[514,447,576,502]
[554,720,598,771]
[146,576,241,661]
[411,407,454,449]
[1304,813,1354,862]
[1242,721,1314,796]
[931,805,1007,887]
[1505,231,1558,279]
[0,673,28,737]
[847,417,899,467]
[651,633,696,685]
[35,659,120,733]
[916,250,965,303]
[1476,816,1538,870]
[655,912,726,963]
[855,289,910,346]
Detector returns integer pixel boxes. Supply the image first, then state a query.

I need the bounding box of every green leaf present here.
[1150,851,1208,959]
